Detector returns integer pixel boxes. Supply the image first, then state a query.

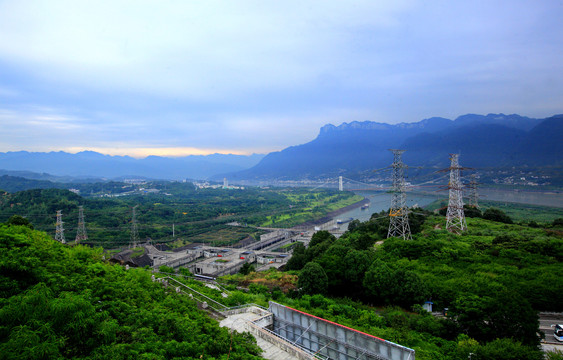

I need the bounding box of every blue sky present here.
[1,1,562,158]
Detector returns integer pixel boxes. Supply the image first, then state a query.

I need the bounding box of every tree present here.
[343,250,370,295]
[473,338,543,360]
[239,262,255,275]
[347,219,361,232]
[353,233,375,250]
[309,230,335,248]
[391,270,428,308]
[463,205,482,218]
[285,243,307,271]
[6,215,33,229]
[298,262,328,295]
[450,290,540,346]
[363,260,428,308]
[363,260,394,304]
[483,208,513,224]
[408,209,429,234]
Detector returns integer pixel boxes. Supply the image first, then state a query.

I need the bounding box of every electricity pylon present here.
[467,174,479,208]
[75,206,88,243]
[445,154,467,234]
[55,210,66,244]
[387,149,412,240]
[130,205,139,248]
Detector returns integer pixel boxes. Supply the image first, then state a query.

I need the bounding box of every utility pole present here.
[55,210,66,244]
[75,206,87,243]
[467,174,480,209]
[130,205,139,248]
[387,149,412,240]
[446,154,467,233]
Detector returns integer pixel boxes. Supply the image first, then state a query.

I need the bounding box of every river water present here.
[333,188,563,231]
[333,191,439,231]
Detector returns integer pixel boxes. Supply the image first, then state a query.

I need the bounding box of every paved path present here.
[219,313,301,360]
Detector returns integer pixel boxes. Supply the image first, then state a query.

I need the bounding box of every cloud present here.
[0,1,562,156]
[0,1,414,99]
[63,146,247,158]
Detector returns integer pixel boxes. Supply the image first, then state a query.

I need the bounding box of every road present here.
[539,312,563,355]
[539,312,563,343]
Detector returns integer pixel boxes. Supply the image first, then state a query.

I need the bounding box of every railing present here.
[153,270,231,293]
[223,303,268,312]
[164,276,228,312]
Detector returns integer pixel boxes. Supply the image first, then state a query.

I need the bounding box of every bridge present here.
[281,174,450,193]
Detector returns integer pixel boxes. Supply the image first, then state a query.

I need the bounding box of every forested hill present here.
[225,113,563,180]
[0,223,263,359]
[280,209,563,359]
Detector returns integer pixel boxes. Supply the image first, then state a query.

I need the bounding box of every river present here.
[333,191,439,231]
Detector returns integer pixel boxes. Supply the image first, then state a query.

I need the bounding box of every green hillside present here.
[278,210,563,359]
[0,223,263,359]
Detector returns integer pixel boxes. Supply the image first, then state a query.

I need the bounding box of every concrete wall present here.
[269,301,415,360]
[246,321,317,360]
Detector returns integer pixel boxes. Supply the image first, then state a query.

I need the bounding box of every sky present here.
[0,1,562,158]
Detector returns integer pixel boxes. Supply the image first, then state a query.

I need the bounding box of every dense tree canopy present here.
[281,209,561,359]
[0,224,263,359]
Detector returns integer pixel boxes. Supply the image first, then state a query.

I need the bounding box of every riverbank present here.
[326,197,370,218]
[290,197,369,229]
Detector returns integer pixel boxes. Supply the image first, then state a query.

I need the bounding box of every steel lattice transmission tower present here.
[75,205,88,243]
[467,174,480,209]
[446,154,467,233]
[130,205,139,248]
[55,210,66,244]
[387,149,412,240]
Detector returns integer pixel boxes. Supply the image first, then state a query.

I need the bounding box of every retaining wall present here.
[268,301,415,360]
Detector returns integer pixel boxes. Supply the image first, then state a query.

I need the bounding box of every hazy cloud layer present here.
[0,1,562,157]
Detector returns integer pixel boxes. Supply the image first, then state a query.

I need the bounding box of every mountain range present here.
[0,152,264,181]
[0,113,561,183]
[225,113,562,181]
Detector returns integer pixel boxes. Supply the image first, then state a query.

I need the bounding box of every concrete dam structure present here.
[268,301,415,360]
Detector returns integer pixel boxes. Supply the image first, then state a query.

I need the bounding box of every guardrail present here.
[164,276,228,312]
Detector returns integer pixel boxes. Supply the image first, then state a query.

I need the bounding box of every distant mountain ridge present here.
[2,113,560,182]
[225,113,562,181]
[0,151,265,180]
